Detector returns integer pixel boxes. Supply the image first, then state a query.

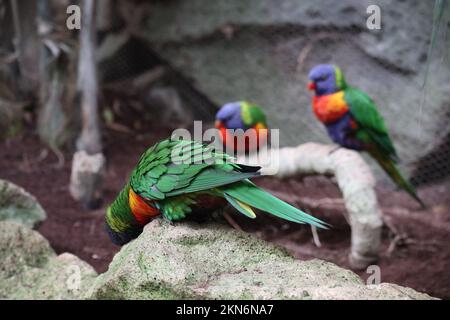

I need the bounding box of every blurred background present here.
[0,0,449,298]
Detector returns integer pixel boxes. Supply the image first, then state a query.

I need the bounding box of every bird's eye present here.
[317,75,328,81]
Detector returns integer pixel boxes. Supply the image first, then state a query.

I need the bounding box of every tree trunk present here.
[10,0,39,93]
[96,0,115,33]
[70,0,104,209]
[37,0,77,152]
[77,0,101,154]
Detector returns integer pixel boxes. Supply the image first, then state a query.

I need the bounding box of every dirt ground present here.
[1,125,449,299]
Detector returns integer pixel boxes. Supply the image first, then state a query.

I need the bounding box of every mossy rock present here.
[0,222,97,299]
[87,220,435,300]
[0,179,47,228]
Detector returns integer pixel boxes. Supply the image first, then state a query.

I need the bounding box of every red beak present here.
[215,120,223,128]
[308,82,316,90]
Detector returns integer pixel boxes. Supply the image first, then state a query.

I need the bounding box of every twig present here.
[50,146,65,169]
[310,225,322,248]
[296,41,314,72]
[0,52,19,65]
[222,211,243,232]
[132,66,166,89]
[106,122,134,134]
[386,233,408,256]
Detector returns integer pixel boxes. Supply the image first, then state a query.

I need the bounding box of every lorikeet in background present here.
[105,138,327,245]
[307,64,425,207]
[215,101,269,153]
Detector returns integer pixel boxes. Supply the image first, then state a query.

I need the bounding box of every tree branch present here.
[77,0,101,154]
[238,143,384,269]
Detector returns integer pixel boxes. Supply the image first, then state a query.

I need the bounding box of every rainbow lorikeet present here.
[105,138,327,245]
[215,101,269,153]
[307,64,424,207]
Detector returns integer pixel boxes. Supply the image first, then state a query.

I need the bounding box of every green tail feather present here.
[369,149,425,208]
[221,181,329,228]
[224,193,257,219]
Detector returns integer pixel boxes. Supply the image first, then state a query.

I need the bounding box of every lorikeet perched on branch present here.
[215,101,269,153]
[105,138,327,245]
[307,64,424,207]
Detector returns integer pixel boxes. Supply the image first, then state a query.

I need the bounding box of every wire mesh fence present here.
[90,1,450,190]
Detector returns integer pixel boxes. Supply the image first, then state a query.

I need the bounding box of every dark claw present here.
[328,146,342,155]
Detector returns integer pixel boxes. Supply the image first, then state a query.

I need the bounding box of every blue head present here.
[215,102,245,130]
[308,64,347,96]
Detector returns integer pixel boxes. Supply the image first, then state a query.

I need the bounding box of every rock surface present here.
[0,222,97,299]
[140,0,450,181]
[87,220,434,300]
[0,179,47,228]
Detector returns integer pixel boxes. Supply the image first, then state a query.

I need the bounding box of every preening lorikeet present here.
[307,64,424,207]
[105,138,327,245]
[215,101,269,153]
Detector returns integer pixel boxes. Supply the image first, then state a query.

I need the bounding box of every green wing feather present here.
[344,88,424,207]
[165,168,259,197]
[130,138,328,225]
[130,139,261,219]
[222,181,328,228]
[156,194,197,221]
[344,88,397,161]
[240,101,268,127]
[131,140,235,199]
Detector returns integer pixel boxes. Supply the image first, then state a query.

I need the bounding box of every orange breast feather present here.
[312,91,349,124]
[219,123,268,152]
[129,188,160,225]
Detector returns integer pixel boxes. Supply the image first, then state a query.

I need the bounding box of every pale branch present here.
[310,225,322,248]
[222,211,244,232]
[70,0,104,209]
[77,0,101,154]
[238,143,384,269]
